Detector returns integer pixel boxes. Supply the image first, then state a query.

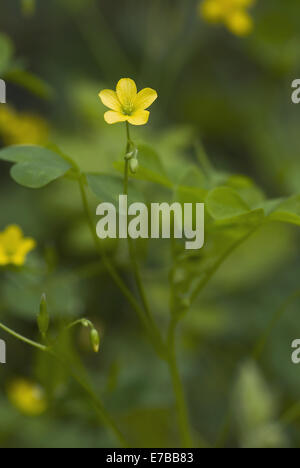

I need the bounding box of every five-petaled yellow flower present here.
[0,225,36,266]
[200,0,255,36]
[99,78,158,126]
[8,379,47,416]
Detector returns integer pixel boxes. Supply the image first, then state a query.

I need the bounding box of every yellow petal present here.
[200,0,223,22]
[104,111,128,125]
[12,238,36,266]
[234,0,255,7]
[134,88,158,111]
[98,90,121,111]
[2,225,23,250]
[127,110,150,126]
[116,78,137,109]
[8,379,47,416]
[0,245,9,266]
[226,10,253,35]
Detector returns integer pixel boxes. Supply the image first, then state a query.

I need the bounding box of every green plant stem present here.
[0,320,128,447]
[168,222,193,447]
[167,316,194,448]
[0,322,47,352]
[78,175,163,353]
[66,318,92,330]
[124,123,193,445]
[123,122,166,356]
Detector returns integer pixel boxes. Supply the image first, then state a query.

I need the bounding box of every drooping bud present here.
[81,319,90,328]
[37,294,49,337]
[90,328,100,353]
[129,158,139,174]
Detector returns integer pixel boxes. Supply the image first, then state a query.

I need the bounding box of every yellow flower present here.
[0,225,36,266]
[8,379,47,416]
[200,0,255,36]
[0,105,49,146]
[99,78,158,126]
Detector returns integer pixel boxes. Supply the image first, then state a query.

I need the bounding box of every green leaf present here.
[178,165,208,189]
[0,145,71,188]
[206,186,264,225]
[226,175,265,208]
[114,144,173,189]
[0,34,14,75]
[86,173,145,208]
[268,194,300,226]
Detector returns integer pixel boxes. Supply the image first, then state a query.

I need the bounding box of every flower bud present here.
[37,294,49,337]
[90,328,100,353]
[129,158,139,174]
[125,150,134,160]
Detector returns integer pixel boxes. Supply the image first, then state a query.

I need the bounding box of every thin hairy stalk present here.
[166,226,194,447]
[124,123,149,316]
[167,316,194,448]
[123,122,166,355]
[0,322,47,352]
[78,176,163,354]
[190,226,259,305]
[252,288,300,361]
[0,320,128,447]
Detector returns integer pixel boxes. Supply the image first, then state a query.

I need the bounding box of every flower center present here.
[122,104,134,116]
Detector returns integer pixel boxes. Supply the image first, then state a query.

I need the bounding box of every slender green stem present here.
[167,220,193,447]
[0,322,47,352]
[0,320,128,447]
[167,317,193,448]
[66,318,93,330]
[54,352,129,447]
[123,123,166,356]
[78,175,161,350]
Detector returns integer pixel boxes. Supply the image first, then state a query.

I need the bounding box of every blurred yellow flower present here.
[0,105,49,146]
[200,0,255,36]
[8,379,47,416]
[0,225,36,266]
[99,78,158,126]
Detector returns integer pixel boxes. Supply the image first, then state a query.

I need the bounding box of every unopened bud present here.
[90,328,100,353]
[125,150,134,160]
[129,158,139,174]
[37,294,49,337]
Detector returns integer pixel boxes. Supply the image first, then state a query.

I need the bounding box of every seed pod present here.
[37,294,50,337]
[90,328,100,353]
[129,158,139,174]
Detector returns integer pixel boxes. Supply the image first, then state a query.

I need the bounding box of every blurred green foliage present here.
[0,0,300,448]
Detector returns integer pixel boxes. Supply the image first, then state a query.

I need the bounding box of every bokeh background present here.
[0,0,300,448]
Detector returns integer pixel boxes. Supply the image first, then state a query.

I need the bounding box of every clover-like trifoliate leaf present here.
[0,145,71,188]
